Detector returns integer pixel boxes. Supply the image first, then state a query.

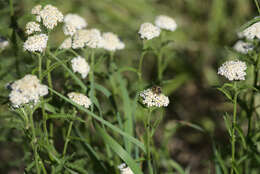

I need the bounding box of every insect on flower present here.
[151,86,162,95]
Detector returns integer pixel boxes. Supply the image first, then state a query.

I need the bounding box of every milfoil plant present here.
[6,2,181,174]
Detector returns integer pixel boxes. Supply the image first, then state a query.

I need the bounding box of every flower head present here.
[72,29,103,49]
[60,37,72,49]
[138,22,161,40]
[140,87,169,107]
[0,37,9,49]
[39,4,63,29]
[241,22,260,40]
[24,34,48,52]
[63,14,87,36]
[68,92,92,108]
[155,15,177,31]
[233,40,253,54]
[102,32,125,51]
[118,163,134,174]
[31,5,42,15]
[71,56,90,78]
[218,60,247,81]
[9,75,48,107]
[25,21,41,35]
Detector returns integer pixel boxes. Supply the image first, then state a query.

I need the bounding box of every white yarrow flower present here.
[233,40,253,54]
[140,88,169,107]
[39,4,63,29]
[68,92,92,109]
[155,15,177,31]
[102,32,125,51]
[60,37,72,49]
[118,163,134,174]
[25,22,41,35]
[71,56,90,78]
[218,60,247,81]
[241,22,260,40]
[9,75,48,107]
[31,5,42,15]
[138,22,161,40]
[24,34,48,52]
[0,37,9,49]
[63,14,87,36]
[72,29,103,49]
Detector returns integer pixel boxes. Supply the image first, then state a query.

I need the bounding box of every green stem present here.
[27,109,41,174]
[89,50,95,112]
[63,121,74,157]
[231,82,238,174]
[46,58,53,94]
[255,0,260,15]
[138,51,147,82]
[157,52,163,82]
[38,54,42,81]
[146,109,153,174]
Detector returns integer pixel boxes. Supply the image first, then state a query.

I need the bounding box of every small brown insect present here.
[151,86,162,94]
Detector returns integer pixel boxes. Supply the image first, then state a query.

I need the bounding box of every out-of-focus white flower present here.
[24,34,48,52]
[140,88,169,107]
[233,40,253,54]
[155,15,177,31]
[25,22,41,35]
[0,37,9,49]
[9,75,48,107]
[31,5,42,15]
[71,56,90,78]
[138,22,161,40]
[39,4,63,30]
[118,163,134,174]
[102,32,125,51]
[218,60,247,81]
[72,29,103,49]
[60,37,72,49]
[241,22,260,40]
[68,92,92,108]
[63,14,87,36]
[36,15,41,22]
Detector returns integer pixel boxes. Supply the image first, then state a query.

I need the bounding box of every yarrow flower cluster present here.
[63,14,87,36]
[102,32,125,51]
[72,29,103,49]
[39,4,63,29]
[218,60,247,81]
[138,22,161,40]
[68,92,92,109]
[241,22,260,40]
[31,5,42,15]
[140,88,169,107]
[25,21,41,35]
[0,37,9,49]
[155,15,177,31]
[9,75,48,107]
[118,163,134,174]
[233,40,253,54]
[71,56,90,78]
[60,37,72,49]
[24,34,48,52]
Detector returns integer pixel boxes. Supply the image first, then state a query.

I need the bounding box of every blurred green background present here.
[0,0,258,173]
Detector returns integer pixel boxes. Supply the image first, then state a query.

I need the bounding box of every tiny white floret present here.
[155,15,177,31]
[71,56,90,78]
[24,34,48,52]
[218,60,247,81]
[140,88,169,107]
[138,22,161,40]
[68,92,92,109]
